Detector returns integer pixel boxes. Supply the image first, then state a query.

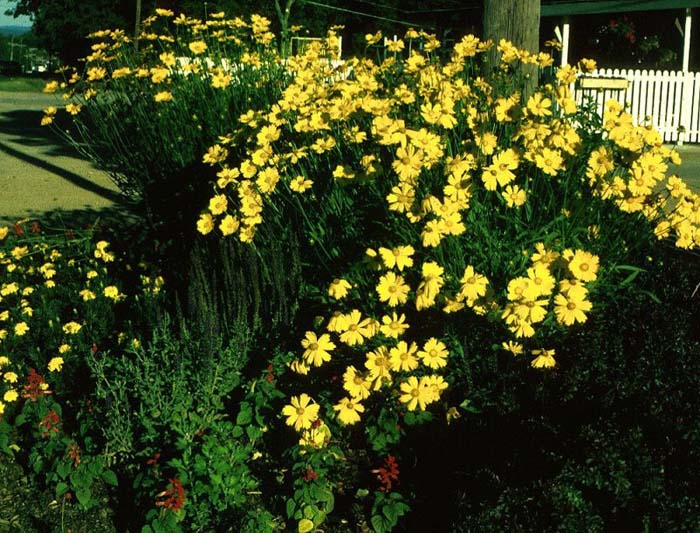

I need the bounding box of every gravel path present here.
[0,91,123,226]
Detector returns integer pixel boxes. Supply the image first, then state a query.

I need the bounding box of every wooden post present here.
[561,19,570,67]
[680,9,693,145]
[134,0,142,52]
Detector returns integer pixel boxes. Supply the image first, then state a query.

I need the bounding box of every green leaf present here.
[371,514,387,533]
[286,498,296,518]
[75,487,92,507]
[55,482,69,497]
[102,469,118,486]
[236,402,253,426]
[56,461,71,480]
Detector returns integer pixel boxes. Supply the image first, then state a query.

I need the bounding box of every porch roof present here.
[542,0,700,17]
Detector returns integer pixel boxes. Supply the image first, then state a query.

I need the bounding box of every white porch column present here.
[683,8,692,73]
[561,21,570,67]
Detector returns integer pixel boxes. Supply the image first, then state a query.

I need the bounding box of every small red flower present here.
[39,409,61,437]
[92,343,98,354]
[67,443,81,467]
[146,452,161,466]
[21,369,52,401]
[30,221,41,234]
[301,466,318,482]
[13,223,23,236]
[372,455,400,492]
[156,478,186,512]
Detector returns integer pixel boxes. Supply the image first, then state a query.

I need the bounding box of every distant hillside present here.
[0,25,31,37]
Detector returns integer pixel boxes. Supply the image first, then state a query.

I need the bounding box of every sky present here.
[0,0,31,27]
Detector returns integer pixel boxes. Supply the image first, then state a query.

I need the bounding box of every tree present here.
[483,0,540,94]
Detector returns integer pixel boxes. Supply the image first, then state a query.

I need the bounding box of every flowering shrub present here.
[29,8,700,532]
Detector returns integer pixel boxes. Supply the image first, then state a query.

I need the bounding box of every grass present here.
[0,75,48,92]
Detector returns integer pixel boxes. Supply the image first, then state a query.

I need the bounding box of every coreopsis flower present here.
[365,346,392,388]
[208,194,228,215]
[417,338,449,369]
[188,40,207,54]
[197,213,215,235]
[103,285,122,301]
[376,272,410,307]
[62,322,82,335]
[459,265,489,302]
[534,148,564,176]
[301,331,336,367]
[14,322,29,336]
[3,372,18,383]
[399,376,431,411]
[379,312,409,338]
[502,184,527,207]
[554,285,592,325]
[567,249,599,282]
[389,341,419,372]
[328,278,351,300]
[378,245,414,271]
[154,91,173,103]
[48,357,64,372]
[0,226,7,240]
[299,420,330,448]
[334,397,365,425]
[219,215,239,236]
[3,389,17,403]
[342,366,371,400]
[282,393,320,431]
[289,176,313,193]
[422,374,448,403]
[502,340,524,356]
[339,309,374,346]
[531,348,556,369]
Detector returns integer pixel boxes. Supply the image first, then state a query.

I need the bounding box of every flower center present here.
[296,407,305,415]
[567,302,576,310]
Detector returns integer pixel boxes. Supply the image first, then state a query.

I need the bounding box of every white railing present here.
[574,68,700,144]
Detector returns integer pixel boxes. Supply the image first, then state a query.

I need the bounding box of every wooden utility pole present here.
[134,0,142,52]
[483,0,540,95]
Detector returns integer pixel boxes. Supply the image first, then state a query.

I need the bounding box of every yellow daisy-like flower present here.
[567,250,599,282]
[342,365,371,400]
[58,344,71,354]
[48,357,64,372]
[197,213,215,235]
[219,215,240,236]
[417,337,449,369]
[3,372,18,383]
[339,309,373,346]
[188,40,208,54]
[399,376,431,411]
[379,312,409,338]
[389,340,419,372]
[459,265,489,302]
[62,322,82,335]
[281,393,320,432]
[208,194,228,216]
[0,226,8,240]
[0,356,10,368]
[289,176,313,193]
[334,397,365,425]
[531,348,556,368]
[154,91,173,103]
[554,285,592,326]
[378,245,414,271]
[3,389,17,403]
[328,278,352,300]
[376,272,410,307]
[14,322,29,336]
[299,420,330,449]
[103,286,121,301]
[301,331,336,367]
[502,340,523,356]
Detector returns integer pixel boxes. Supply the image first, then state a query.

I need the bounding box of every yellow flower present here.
[334,397,365,425]
[567,250,599,282]
[3,389,17,403]
[58,344,71,354]
[502,184,527,207]
[48,357,64,372]
[378,245,414,271]
[399,376,431,411]
[328,278,352,300]
[3,371,18,383]
[389,340,419,372]
[189,40,208,54]
[65,103,82,115]
[554,285,592,325]
[79,289,96,301]
[376,272,410,307]
[531,348,556,369]
[502,341,524,356]
[343,365,372,400]
[0,356,9,368]
[43,80,59,93]
[418,338,449,369]
[0,226,8,240]
[62,322,82,335]
[219,215,239,236]
[197,213,215,235]
[459,266,489,302]
[208,194,228,216]
[154,91,173,103]
[299,420,330,449]
[379,312,409,338]
[14,322,29,336]
[103,286,121,301]
[289,176,313,193]
[281,393,320,431]
[301,331,336,367]
[298,518,315,533]
[339,309,373,346]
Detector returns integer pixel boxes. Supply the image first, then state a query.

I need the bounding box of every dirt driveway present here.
[0,91,124,226]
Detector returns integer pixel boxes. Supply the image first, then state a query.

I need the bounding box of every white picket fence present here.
[573,68,700,144]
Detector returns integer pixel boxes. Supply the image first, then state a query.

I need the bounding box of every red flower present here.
[67,443,81,467]
[39,410,61,437]
[156,478,186,512]
[21,369,52,401]
[301,466,318,482]
[13,223,23,236]
[30,221,41,234]
[146,452,161,466]
[372,455,400,492]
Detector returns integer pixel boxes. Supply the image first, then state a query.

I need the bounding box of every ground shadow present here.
[0,108,82,158]
[5,205,140,231]
[0,140,125,204]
